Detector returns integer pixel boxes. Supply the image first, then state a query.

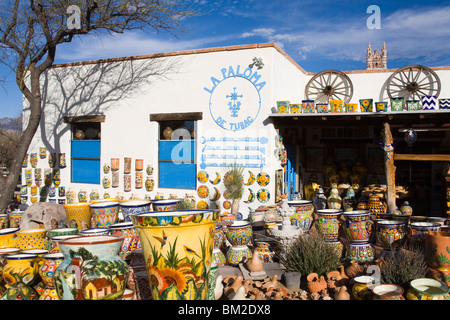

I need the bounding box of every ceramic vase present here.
[38,252,64,300]
[348,242,375,263]
[371,284,405,300]
[111,158,120,171]
[213,248,226,266]
[54,235,129,300]
[108,222,141,260]
[288,200,314,233]
[400,201,413,216]
[317,209,342,241]
[276,101,289,114]
[376,220,407,254]
[406,278,449,300]
[16,228,48,250]
[119,199,152,222]
[89,201,120,228]
[254,241,275,263]
[1,253,39,300]
[359,99,373,112]
[130,209,218,300]
[343,210,373,242]
[313,188,327,213]
[327,186,342,210]
[124,157,132,174]
[63,203,92,231]
[225,221,252,247]
[226,245,252,267]
[367,192,386,220]
[425,231,450,270]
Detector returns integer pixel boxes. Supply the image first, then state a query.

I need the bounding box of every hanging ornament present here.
[404,128,417,147]
[376,141,398,161]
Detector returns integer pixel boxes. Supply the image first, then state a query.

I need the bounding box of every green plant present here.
[380,244,428,289]
[223,165,245,215]
[175,199,195,210]
[277,233,342,276]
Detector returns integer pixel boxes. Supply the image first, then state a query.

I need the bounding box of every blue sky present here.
[1,0,450,118]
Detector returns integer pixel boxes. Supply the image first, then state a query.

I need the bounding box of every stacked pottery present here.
[342,210,375,262]
[317,209,343,256]
[288,200,314,233]
[119,199,152,222]
[130,209,218,300]
[225,221,253,266]
[425,231,450,286]
[89,201,120,228]
[376,220,407,258]
[54,235,129,300]
[367,192,386,220]
[213,225,226,266]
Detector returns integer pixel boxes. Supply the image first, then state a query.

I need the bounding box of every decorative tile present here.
[407,100,421,111]
[420,95,438,110]
[439,98,450,109]
[359,99,373,112]
[390,97,404,111]
[302,100,315,113]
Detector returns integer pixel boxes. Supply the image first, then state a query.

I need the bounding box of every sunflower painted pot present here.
[376,220,407,249]
[108,222,141,260]
[38,252,64,300]
[54,235,129,300]
[89,201,120,228]
[1,253,39,300]
[317,209,342,241]
[63,203,92,231]
[343,210,373,242]
[288,200,314,233]
[225,221,253,246]
[406,278,450,300]
[0,227,19,248]
[119,199,152,222]
[131,209,218,300]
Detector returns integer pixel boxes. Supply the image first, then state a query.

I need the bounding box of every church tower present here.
[366,42,387,70]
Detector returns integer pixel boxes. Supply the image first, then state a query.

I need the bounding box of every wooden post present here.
[382,122,396,214]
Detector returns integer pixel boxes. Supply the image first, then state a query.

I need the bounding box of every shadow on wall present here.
[34,56,182,154]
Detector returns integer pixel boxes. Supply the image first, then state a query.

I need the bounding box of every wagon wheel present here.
[386,65,441,100]
[305,70,353,104]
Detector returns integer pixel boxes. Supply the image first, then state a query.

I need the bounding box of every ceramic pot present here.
[79,228,110,237]
[152,199,181,212]
[1,253,39,300]
[288,200,314,233]
[89,201,120,228]
[348,242,375,263]
[135,159,144,171]
[0,227,19,248]
[400,201,413,216]
[108,222,141,260]
[119,199,152,222]
[226,245,252,266]
[326,239,344,257]
[213,225,226,249]
[343,210,374,243]
[283,272,301,290]
[38,252,64,300]
[131,210,218,300]
[8,211,24,229]
[16,228,47,250]
[111,158,119,171]
[124,157,132,174]
[46,228,78,238]
[225,221,252,247]
[48,235,79,253]
[367,192,386,220]
[409,222,441,246]
[428,267,450,286]
[327,186,342,210]
[371,284,405,300]
[409,216,428,223]
[64,203,92,231]
[427,217,448,226]
[317,209,342,241]
[54,235,129,300]
[376,220,407,249]
[425,231,450,269]
[352,275,376,300]
[254,241,275,263]
[406,278,449,300]
[145,177,155,192]
[212,248,226,266]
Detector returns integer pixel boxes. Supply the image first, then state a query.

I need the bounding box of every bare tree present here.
[0,0,197,213]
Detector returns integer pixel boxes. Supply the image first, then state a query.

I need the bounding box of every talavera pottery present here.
[151,199,180,212]
[409,222,441,246]
[108,221,141,260]
[288,200,314,233]
[63,203,92,231]
[342,210,373,242]
[352,275,376,300]
[371,284,405,300]
[54,235,129,300]
[225,221,252,246]
[119,199,152,222]
[376,220,407,250]
[16,228,48,250]
[425,231,450,269]
[406,278,450,300]
[38,252,64,300]
[89,201,120,228]
[0,227,19,248]
[131,210,218,300]
[317,209,342,241]
[1,253,39,300]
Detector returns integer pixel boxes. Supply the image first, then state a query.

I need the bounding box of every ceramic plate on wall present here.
[244,171,255,186]
[244,189,255,204]
[209,172,221,185]
[196,200,209,209]
[223,200,231,210]
[257,172,270,186]
[257,189,270,203]
[197,171,209,184]
[197,185,209,198]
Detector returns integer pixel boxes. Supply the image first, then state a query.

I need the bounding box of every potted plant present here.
[223,165,245,217]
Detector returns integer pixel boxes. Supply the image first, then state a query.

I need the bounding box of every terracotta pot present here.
[425,231,450,269]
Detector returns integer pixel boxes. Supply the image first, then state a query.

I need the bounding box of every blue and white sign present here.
[204,65,266,131]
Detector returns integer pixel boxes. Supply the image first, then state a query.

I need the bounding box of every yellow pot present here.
[406,278,450,300]
[16,228,48,250]
[0,227,19,248]
[2,253,39,286]
[63,202,92,231]
[352,275,376,300]
[131,209,218,300]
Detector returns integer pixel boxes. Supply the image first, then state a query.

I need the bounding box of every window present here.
[65,116,103,184]
[151,113,201,190]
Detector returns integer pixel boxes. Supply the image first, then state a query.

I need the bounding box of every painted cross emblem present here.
[226,87,243,118]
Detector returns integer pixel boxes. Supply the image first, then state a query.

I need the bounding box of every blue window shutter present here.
[71,140,101,184]
[159,162,196,189]
[158,140,195,161]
